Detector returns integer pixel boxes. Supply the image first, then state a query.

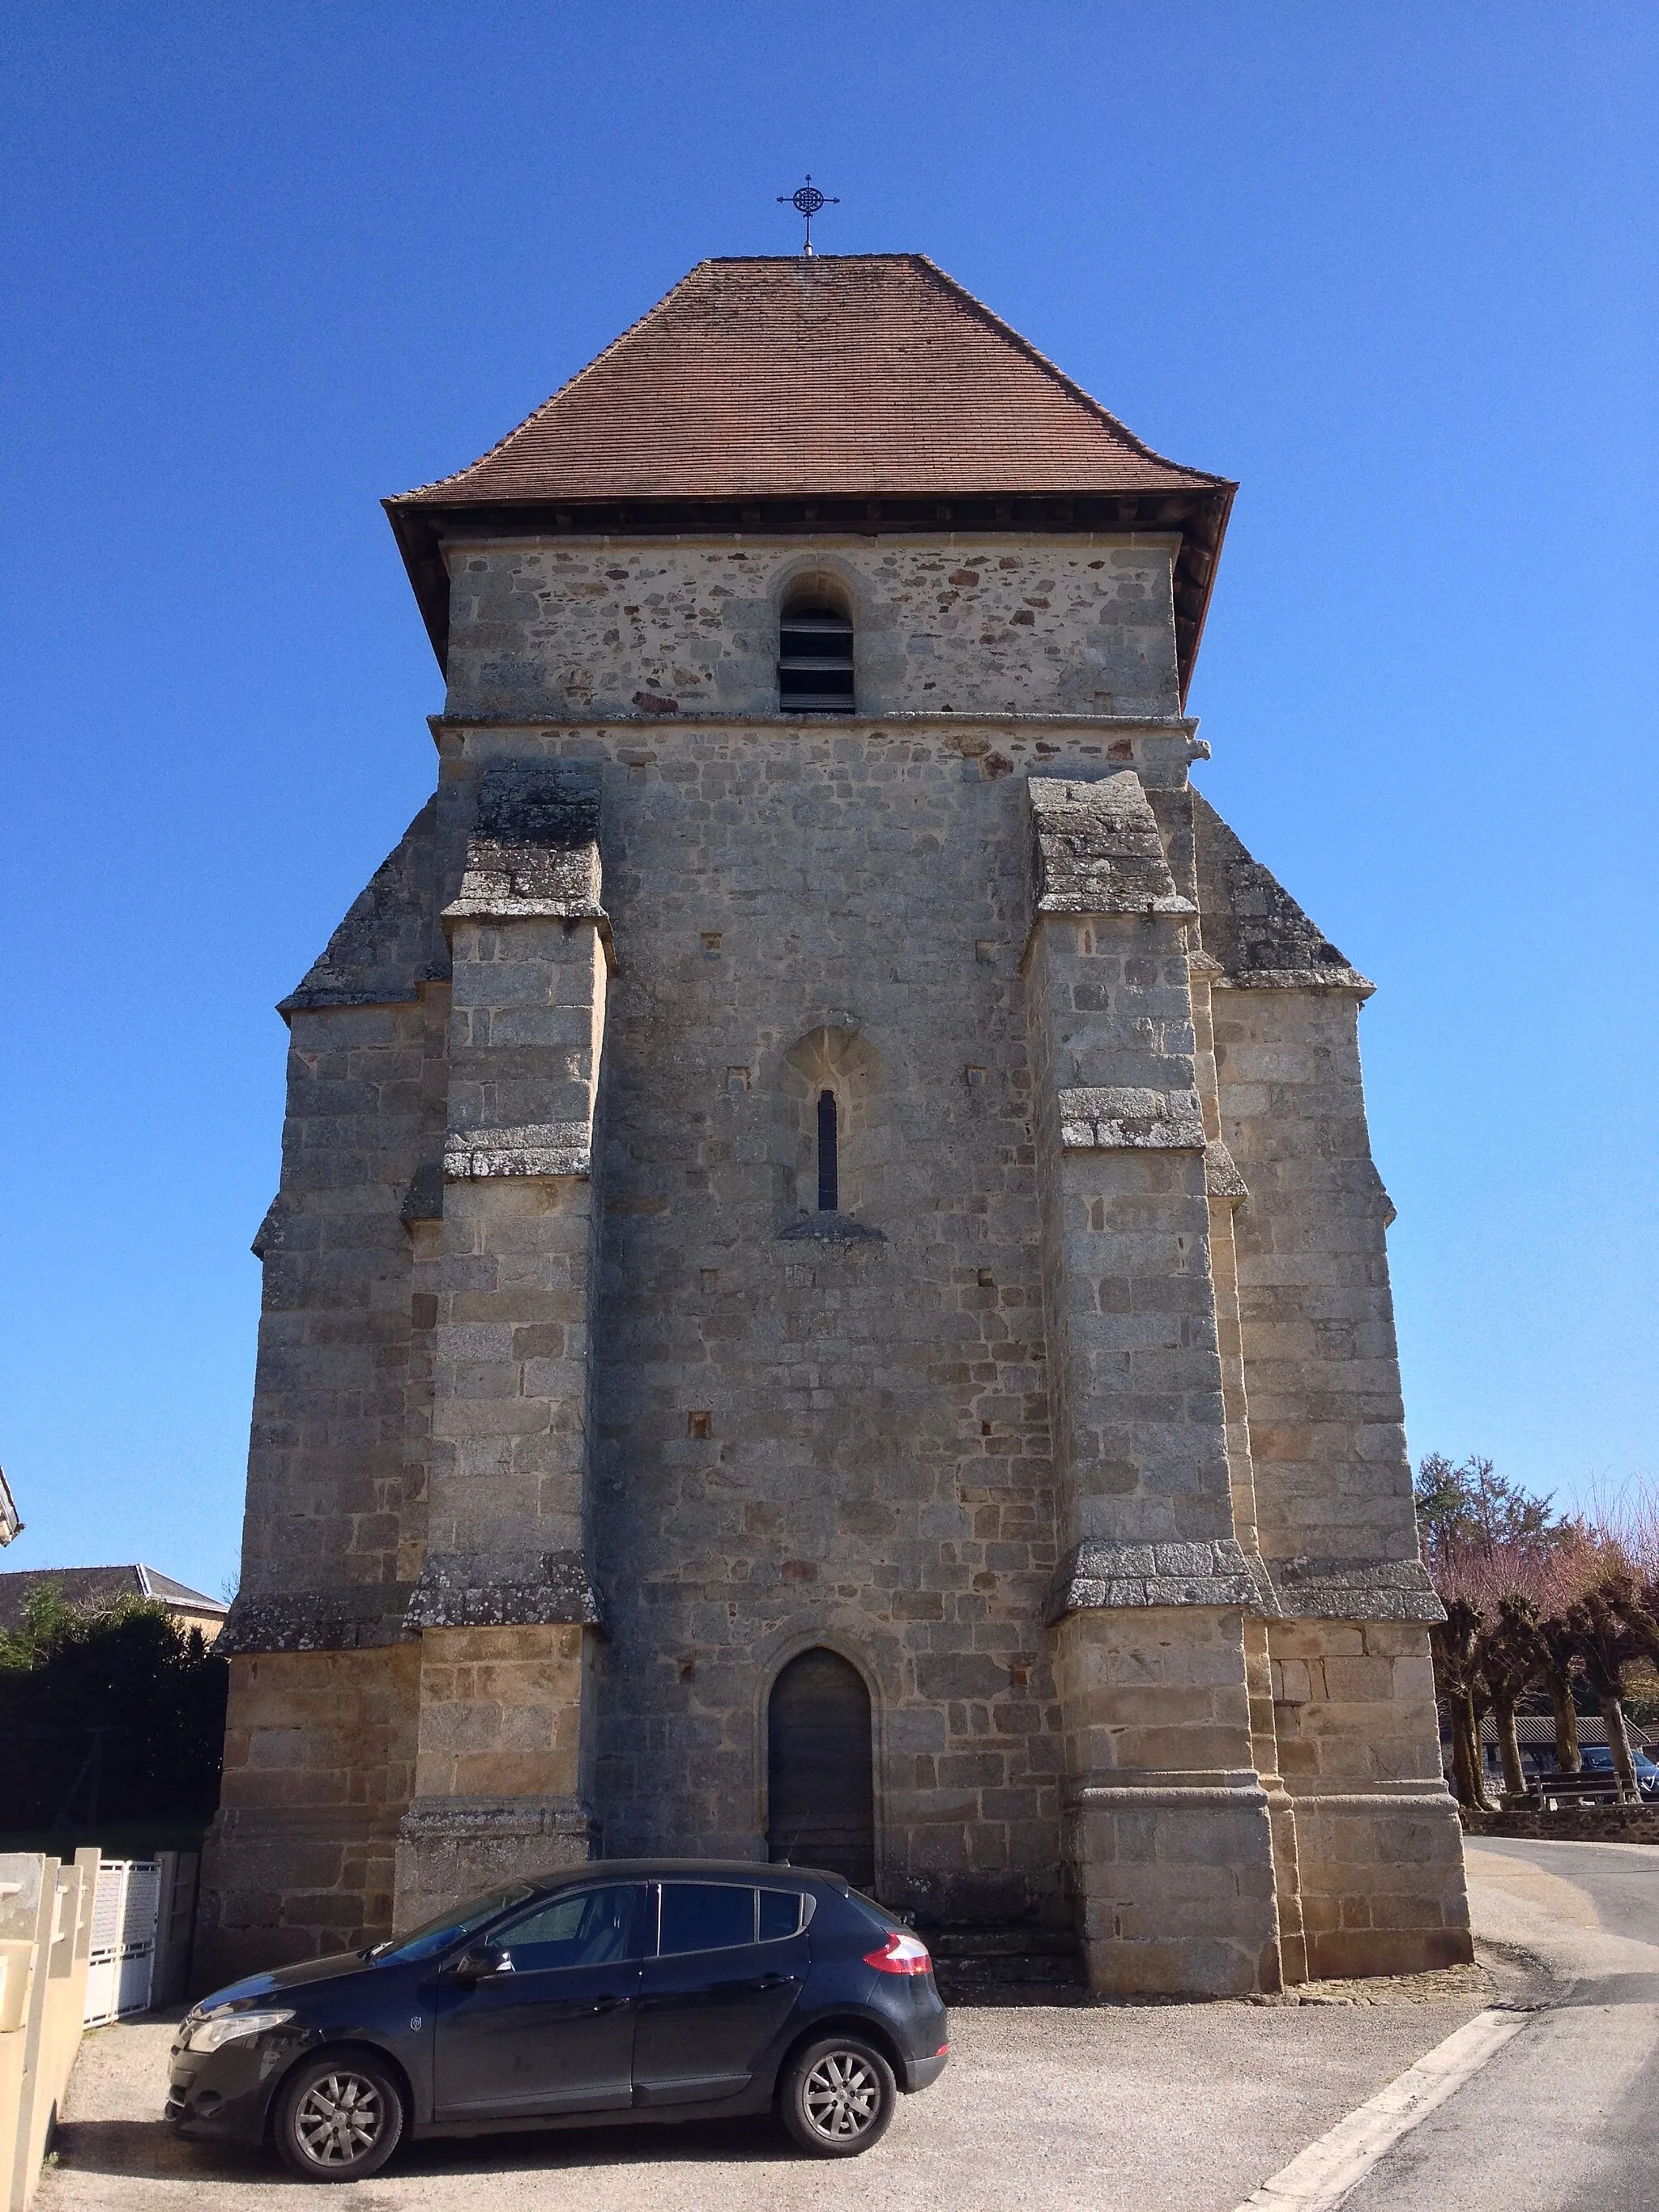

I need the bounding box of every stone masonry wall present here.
[1268,1617,1471,1977]
[442,535,1181,724]
[1055,1613,1282,1997]
[238,990,448,1622]
[508,714,1126,1923]
[415,715,1195,1922]
[1213,985,1418,1575]
[201,1642,419,1981]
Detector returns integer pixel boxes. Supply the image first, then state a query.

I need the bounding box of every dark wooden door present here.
[766,1649,875,1888]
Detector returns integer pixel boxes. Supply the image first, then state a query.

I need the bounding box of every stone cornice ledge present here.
[778,1213,886,1244]
[1282,1784,1456,1806]
[1068,1777,1270,1811]
[1269,1556,1444,1623]
[1059,1087,1205,1150]
[406,1550,602,1630]
[1049,1538,1262,1622]
[431,712,1204,735]
[444,1123,592,1178]
[1214,965,1375,997]
[217,1585,417,1655]
[395,1797,591,1843]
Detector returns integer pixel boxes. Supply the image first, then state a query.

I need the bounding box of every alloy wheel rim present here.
[803,2050,881,2138]
[295,2072,385,2165]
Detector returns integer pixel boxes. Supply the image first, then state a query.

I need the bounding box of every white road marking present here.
[1230,2005,1535,2212]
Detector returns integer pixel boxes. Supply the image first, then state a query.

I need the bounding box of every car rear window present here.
[659,1882,757,1955]
[759,1888,804,1940]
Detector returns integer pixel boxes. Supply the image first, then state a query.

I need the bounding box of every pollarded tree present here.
[1564,1573,1657,1802]
[1536,1611,1583,1773]
[1482,1597,1544,1798]
[1638,1575,1659,1667]
[1431,1598,1495,1811]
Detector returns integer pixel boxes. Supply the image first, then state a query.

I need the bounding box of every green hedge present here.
[0,1584,228,1829]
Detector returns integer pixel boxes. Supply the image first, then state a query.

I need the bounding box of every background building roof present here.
[0,1563,228,1634]
[1476,1712,1654,1751]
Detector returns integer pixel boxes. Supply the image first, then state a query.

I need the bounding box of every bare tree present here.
[1431,1599,1495,1810]
[1564,1574,1656,1802]
[1537,1611,1583,1772]
[1482,1597,1543,1798]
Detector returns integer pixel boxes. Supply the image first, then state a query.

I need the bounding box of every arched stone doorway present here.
[766,1648,875,1889]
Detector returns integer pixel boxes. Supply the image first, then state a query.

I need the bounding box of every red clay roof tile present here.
[390,254,1226,506]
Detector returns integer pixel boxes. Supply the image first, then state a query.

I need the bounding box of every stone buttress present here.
[1192,797,1472,1977]
[394,760,612,1928]
[1024,773,1470,1993]
[1023,770,1281,1997]
[199,764,615,1975]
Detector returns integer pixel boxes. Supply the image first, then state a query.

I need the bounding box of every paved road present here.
[40,1839,1657,2212]
[1342,1839,1659,2212]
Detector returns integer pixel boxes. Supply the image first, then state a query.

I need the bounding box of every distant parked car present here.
[1578,1745,1659,1801]
[168,1860,949,2180]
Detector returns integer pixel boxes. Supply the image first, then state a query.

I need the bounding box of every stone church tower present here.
[202,255,1469,1997]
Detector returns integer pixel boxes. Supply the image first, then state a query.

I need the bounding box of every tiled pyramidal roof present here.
[392,254,1227,506]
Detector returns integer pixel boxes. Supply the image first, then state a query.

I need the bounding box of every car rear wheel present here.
[778,2035,896,2157]
[274,2052,404,2181]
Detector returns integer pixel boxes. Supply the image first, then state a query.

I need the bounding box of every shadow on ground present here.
[53,2110,803,2189]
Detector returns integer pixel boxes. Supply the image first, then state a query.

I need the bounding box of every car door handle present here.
[589,1995,630,2013]
[748,1973,799,1992]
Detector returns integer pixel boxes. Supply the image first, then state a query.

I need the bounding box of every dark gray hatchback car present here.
[168,1860,949,2180]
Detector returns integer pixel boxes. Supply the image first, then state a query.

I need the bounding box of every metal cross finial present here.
[778,174,838,257]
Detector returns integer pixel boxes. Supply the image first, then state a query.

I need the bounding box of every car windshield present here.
[366,1884,537,1964]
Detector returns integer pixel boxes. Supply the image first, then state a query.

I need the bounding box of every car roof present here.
[519,1858,845,1887]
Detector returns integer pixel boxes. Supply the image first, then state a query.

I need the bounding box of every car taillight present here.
[863,1929,932,1975]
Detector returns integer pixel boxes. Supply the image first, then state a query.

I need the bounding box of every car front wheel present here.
[274,2052,404,2181]
[778,2035,896,2157]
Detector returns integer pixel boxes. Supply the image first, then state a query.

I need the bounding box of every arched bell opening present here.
[777,569,855,714]
[766,1647,875,1889]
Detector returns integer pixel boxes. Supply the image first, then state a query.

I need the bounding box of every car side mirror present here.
[442,1946,511,1984]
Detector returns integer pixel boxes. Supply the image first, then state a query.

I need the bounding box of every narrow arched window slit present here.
[817,1089,839,1212]
[778,605,855,713]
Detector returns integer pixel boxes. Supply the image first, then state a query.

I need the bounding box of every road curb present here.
[1230,2005,1536,2212]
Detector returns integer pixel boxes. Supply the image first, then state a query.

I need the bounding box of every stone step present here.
[931,1958,1090,2005]
[923,1923,1082,1961]
[922,1922,1089,2002]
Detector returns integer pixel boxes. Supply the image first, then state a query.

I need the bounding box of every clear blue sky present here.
[2,4,1654,1597]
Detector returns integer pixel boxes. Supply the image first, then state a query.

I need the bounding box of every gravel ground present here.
[42,1977,1498,2212]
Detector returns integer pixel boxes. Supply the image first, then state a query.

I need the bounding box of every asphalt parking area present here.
[43,1982,1491,2212]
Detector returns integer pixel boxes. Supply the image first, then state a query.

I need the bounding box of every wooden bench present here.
[1525,1769,1626,1808]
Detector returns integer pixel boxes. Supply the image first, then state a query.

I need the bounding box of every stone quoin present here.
[199,254,1471,1997]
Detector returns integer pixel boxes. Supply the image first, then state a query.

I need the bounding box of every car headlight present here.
[184,2007,296,2053]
